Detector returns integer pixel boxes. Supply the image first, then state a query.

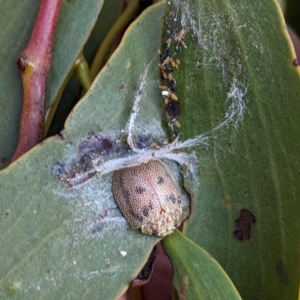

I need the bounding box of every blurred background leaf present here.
[47,0,124,137]
[285,0,300,35]
[0,0,104,169]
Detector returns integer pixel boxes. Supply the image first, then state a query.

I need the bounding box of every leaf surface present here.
[160,1,300,299]
[163,230,242,300]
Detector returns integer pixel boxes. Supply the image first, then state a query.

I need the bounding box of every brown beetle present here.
[113,160,183,237]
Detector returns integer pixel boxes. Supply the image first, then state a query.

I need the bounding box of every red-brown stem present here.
[11,0,62,162]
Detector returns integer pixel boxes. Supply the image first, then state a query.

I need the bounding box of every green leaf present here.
[0,0,104,169]
[0,3,186,299]
[161,0,300,299]
[162,230,242,300]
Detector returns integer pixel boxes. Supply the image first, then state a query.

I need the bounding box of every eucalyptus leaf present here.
[0,4,179,299]
[162,230,242,300]
[0,0,104,169]
[161,0,300,299]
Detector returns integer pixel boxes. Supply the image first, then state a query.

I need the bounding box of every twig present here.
[11,0,63,162]
[90,0,139,79]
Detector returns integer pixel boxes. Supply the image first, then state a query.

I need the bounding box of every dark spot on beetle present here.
[142,205,152,217]
[233,209,256,241]
[138,214,144,222]
[123,190,131,204]
[135,186,146,194]
[165,101,180,118]
[142,203,153,217]
[293,59,299,66]
[276,261,289,285]
[165,194,177,204]
[157,176,164,184]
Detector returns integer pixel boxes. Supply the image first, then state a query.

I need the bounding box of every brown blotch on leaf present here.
[224,196,231,206]
[233,209,256,241]
[78,135,114,158]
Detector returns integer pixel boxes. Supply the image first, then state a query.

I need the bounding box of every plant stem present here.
[90,0,139,79]
[11,0,62,162]
[75,51,92,92]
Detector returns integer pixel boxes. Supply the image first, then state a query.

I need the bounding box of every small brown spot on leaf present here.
[157,176,164,184]
[233,209,256,241]
[224,196,231,206]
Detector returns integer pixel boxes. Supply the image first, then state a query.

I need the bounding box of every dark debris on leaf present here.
[233,209,256,241]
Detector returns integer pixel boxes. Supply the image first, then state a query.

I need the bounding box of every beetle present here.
[112,160,183,237]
